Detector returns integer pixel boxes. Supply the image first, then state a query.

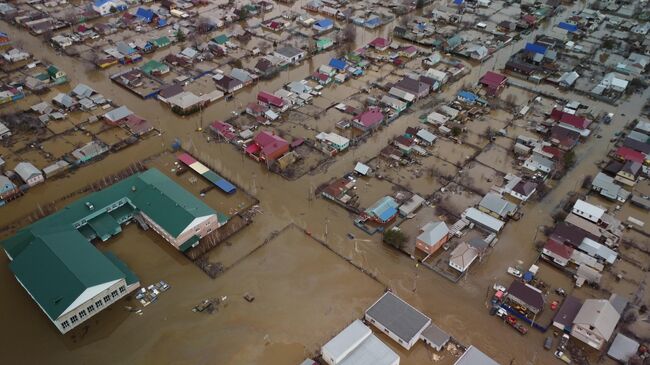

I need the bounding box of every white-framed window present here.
[79,310,87,318]
[111,290,118,298]
[119,286,126,294]
[95,300,103,308]
[70,315,78,324]
[87,305,95,313]
[103,295,110,303]
[62,320,70,329]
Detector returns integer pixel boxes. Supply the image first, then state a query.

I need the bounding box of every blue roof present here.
[558,22,578,32]
[524,42,547,55]
[367,196,398,222]
[366,17,381,26]
[158,18,167,27]
[214,178,236,194]
[94,0,111,6]
[453,0,464,4]
[136,8,154,22]
[378,206,398,222]
[314,19,333,28]
[457,90,477,101]
[329,58,347,70]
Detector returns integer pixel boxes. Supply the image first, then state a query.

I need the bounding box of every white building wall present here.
[364,313,421,350]
[571,324,604,349]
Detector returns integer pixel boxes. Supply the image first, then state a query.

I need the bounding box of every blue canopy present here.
[457,90,477,102]
[558,22,578,32]
[314,19,333,29]
[328,58,347,71]
[453,0,464,4]
[524,42,547,55]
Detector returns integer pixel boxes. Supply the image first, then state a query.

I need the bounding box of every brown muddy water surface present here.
[0,1,649,364]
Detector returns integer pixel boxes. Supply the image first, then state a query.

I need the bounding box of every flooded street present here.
[1,0,648,364]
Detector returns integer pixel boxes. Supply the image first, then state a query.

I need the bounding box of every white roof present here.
[573,199,605,221]
[339,334,399,365]
[321,320,371,364]
[464,207,505,232]
[416,129,437,143]
[14,162,41,181]
[316,132,349,146]
[573,299,620,341]
[454,346,499,365]
[579,237,617,264]
[355,162,370,175]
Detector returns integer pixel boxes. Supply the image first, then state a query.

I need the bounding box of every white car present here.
[507,267,523,278]
[493,284,507,292]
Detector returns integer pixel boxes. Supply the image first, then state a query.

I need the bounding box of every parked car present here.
[493,283,507,292]
[507,267,523,278]
[554,350,571,364]
[544,336,553,350]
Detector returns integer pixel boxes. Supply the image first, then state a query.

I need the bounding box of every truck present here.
[505,315,528,335]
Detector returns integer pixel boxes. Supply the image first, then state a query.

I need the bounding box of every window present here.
[61,321,70,329]
[87,305,95,313]
[119,286,126,294]
[111,290,118,298]
[79,310,87,318]
[95,300,103,308]
[70,315,78,324]
[103,295,110,303]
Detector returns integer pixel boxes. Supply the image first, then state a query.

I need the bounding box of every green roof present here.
[104,252,139,286]
[47,65,60,76]
[212,34,228,45]
[152,36,170,48]
[140,60,168,75]
[2,168,223,323]
[9,229,127,321]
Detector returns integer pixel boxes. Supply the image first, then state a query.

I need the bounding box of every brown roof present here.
[507,280,544,311]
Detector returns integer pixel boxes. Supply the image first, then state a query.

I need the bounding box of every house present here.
[257,91,285,109]
[152,36,171,49]
[320,320,399,365]
[553,296,583,332]
[523,152,555,174]
[273,46,306,64]
[416,129,436,145]
[103,106,133,124]
[316,132,349,152]
[52,93,76,110]
[248,131,289,161]
[479,71,507,96]
[571,299,620,349]
[93,0,127,15]
[135,7,155,23]
[368,37,390,51]
[313,18,334,32]
[478,192,517,219]
[415,221,449,255]
[559,71,580,88]
[1,168,225,334]
[592,72,629,95]
[365,196,398,224]
[506,280,545,314]
[14,162,44,187]
[542,239,574,266]
[397,193,424,216]
[393,77,429,99]
[463,207,505,233]
[453,346,499,365]
[47,66,66,83]
[420,324,450,352]
[123,115,153,136]
[608,333,640,363]
[615,161,641,186]
[426,112,449,126]
[449,242,479,273]
[353,107,384,131]
[550,126,580,150]
[508,179,537,202]
[572,199,605,224]
[550,222,599,249]
[614,146,646,164]
[591,172,630,202]
[213,74,243,93]
[579,238,617,265]
[140,60,169,75]
[316,37,334,51]
[381,95,407,113]
[0,175,16,197]
[365,292,431,350]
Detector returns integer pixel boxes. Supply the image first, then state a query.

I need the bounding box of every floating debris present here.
[244,293,255,303]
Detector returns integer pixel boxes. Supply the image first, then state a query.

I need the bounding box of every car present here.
[496,308,508,318]
[554,350,571,364]
[544,336,553,350]
[555,288,567,296]
[558,334,570,351]
[493,284,507,292]
[507,267,523,278]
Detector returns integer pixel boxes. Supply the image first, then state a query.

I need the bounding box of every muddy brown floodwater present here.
[1,1,648,364]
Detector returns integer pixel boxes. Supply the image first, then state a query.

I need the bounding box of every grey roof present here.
[275,46,304,58]
[14,162,42,182]
[339,333,400,365]
[609,293,629,315]
[630,194,650,210]
[52,93,75,108]
[573,299,620,341]
[578,238,617,264]
[230,68,253,83]
[366,292,431,343]
[399,194,425,216]
[479,192,518,218]
[454,346,500,365]
[72,83,94,98]
[416,129,437,143]
[104,105,133,122]
[592,172,630,201]
[607,333,639,362]
[417,221,449,246]
[420,323,450,349]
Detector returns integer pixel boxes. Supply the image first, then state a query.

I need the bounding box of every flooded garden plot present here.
[429,138,478,167]
[96,126,133,146]
[354,176,400,209]
[434,182,482,217]
[458,161,503,195]
[44,118,78,134]
[369,157,449,198]
[475,143,518,174]
[40,135,77,160]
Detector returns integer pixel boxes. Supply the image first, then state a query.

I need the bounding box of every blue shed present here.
[328,58,347,71]
[557,22,578,32]
[136,8,154,23]
[524,42,547,55]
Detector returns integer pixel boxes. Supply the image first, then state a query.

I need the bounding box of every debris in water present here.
[244,293,255,302]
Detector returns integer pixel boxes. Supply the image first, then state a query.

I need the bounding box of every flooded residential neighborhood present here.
[0,0,649,364]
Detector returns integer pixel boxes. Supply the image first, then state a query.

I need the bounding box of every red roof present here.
[210,120,237,140]
[368,37,389,49]
[355,107,384,128]
[257,91,284,108]
[542,145,564,160]
[123,115,153,135]
[544,239,574,259]
[254,131,289,158]
[616,146,645,164]
[480,71,507,87]
[177,152,197,165]
[550,109,590,130]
